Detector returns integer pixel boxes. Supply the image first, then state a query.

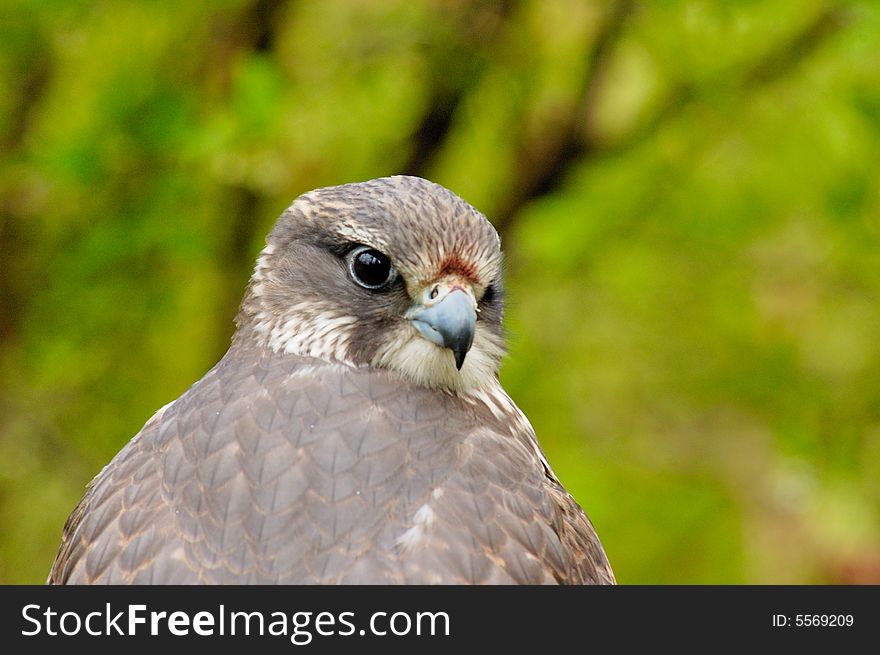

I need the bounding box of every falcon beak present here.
[406,280,477,370]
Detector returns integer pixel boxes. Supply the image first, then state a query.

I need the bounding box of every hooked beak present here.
[405,280,477,370]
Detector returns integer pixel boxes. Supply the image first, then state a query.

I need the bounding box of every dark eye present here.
[347,246,395,289]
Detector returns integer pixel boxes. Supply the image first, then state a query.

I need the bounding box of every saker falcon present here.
[49,175,615,584]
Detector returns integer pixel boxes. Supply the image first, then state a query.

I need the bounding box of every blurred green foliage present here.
[1,0,879,584]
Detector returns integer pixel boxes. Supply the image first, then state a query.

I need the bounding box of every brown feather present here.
[49,176,614,585]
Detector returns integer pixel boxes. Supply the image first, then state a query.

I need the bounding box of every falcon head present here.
[236,176,506,393]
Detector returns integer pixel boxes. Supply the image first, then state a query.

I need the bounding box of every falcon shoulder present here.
[49,343,613,584]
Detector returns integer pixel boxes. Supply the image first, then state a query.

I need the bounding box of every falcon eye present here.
[347,246,396,290]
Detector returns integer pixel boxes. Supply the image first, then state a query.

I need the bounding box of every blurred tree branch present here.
[599,4,852,163]
[492,2,852,237]
[492,0,634,235]
[212,0,286,355]
[0,32,51,348]
[402,1,520,176]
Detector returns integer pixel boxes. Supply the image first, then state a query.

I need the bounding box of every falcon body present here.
[50,176,614,584]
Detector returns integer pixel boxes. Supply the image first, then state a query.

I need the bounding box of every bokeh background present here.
[2,0,879,584]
